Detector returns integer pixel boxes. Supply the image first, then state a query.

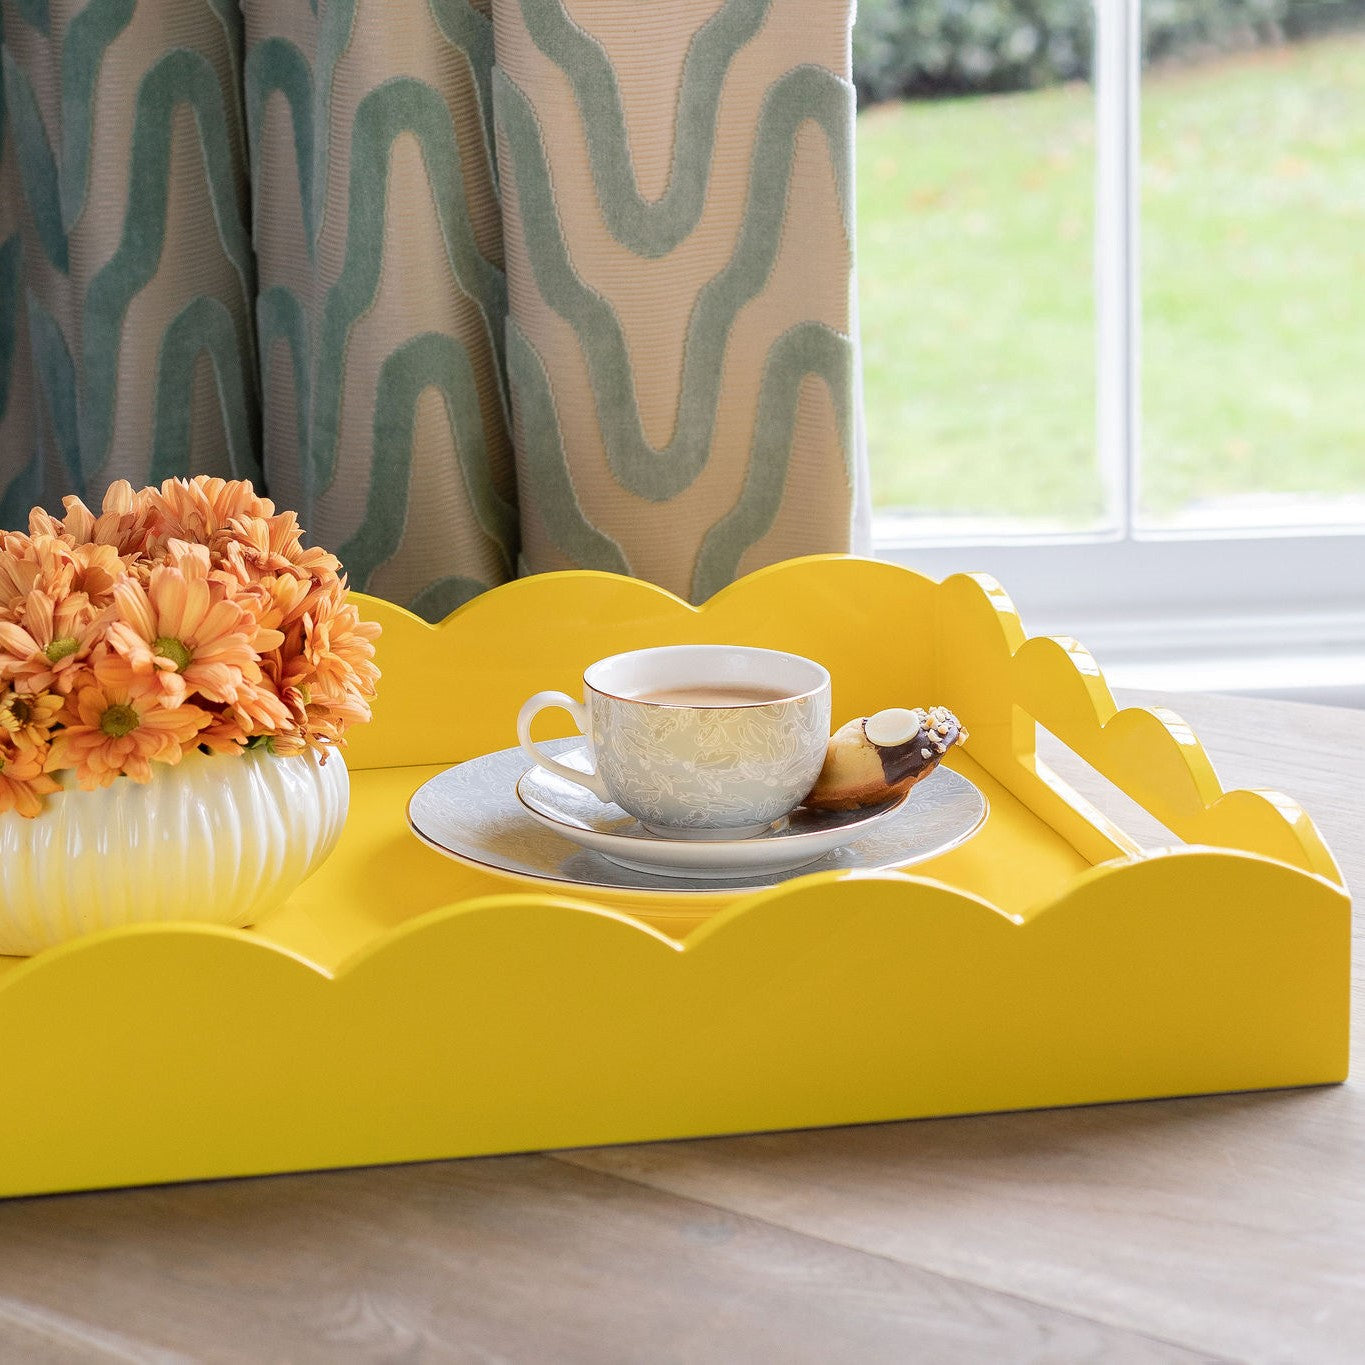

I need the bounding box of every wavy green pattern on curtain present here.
[307,0,357,258]
[339,330,517,590]
[59,0,135,229]
[496,0,857,601]
[2,0,145,262]
[0,449,39,529]
[2,0,854,614]
[14,0,48,35]
[0,236,37,530]
[244,37,316,256]
[150,296,261,486]
[308,74,508,502]
[506,319,629,575]
[0,0,255,508]
[495,63,852,502]
[1,0,512,622]
[255,284,310,464]
[429,0,496,185]
[25,289,79,487]
[0,231,18,418]
[513,0,772,258]
[247,0,515,620]
[81,48,256,484]
[692,322,854,601]
[2,48,66,271]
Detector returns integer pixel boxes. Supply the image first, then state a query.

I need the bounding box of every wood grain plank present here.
[0,1297,165,1364]
[0,1156,1218,1364]
[561,692,1365,1365]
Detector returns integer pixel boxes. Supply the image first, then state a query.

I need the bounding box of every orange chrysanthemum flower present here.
[0,588,106,694]
[0,533,79,614]
[0,735,61,818]
[106,556,280,707]
[220,572,316,638]
[67,542,127,605]
[144,477,274,557]
[195,676,295,755]
[0,687,63,747]
[32,481,153,559]
[214,511,342,584]
[0,533,41,612]
[283,586,381,699]
[47,657,209,789]
[164,540,287,657]
[273,585,380,754]
[195,707,253,756]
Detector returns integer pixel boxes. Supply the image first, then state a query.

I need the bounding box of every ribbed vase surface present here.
[0,749,349,956]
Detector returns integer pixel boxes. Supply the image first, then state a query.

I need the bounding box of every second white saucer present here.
[515,744,912,879]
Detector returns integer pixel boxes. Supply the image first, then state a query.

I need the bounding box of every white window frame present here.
[869,0,1365,705]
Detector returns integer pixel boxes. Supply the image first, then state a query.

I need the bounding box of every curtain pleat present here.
[0,0,257,525]
[494,0,859,604]
[244,0,517,620]
[0,0,860,616]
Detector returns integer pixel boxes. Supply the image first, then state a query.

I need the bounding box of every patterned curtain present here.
[0,0,861,617]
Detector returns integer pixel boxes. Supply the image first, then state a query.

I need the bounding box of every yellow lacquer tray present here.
[0,557,1349,1198]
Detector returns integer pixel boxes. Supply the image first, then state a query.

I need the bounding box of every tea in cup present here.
[517,645,831,838]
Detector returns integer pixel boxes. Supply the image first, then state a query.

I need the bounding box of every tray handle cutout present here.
[1010,634,1342,884]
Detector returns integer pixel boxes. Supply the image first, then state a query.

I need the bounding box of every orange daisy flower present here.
[163,541,287,658]
[68,542,127,605]
[281,584,381,703]
[33,480,152,559]
[219,571,316,638]
[195,707,252,756]
[2,474,381,804]
[0,687,63,747]
[196,676,295,755]
[214,510,342,584]
[0,534,78,614]
[47,657,209,789]
[145,477,274,556]
[273,586,380,754]
[0,589,106,694]
[0,533,41,611]
[106,557,278,707]
[0,735,61,818]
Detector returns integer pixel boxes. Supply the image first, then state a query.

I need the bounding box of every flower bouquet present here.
[0,476,380,954]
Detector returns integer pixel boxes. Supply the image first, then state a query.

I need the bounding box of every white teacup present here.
[517,645,832,839]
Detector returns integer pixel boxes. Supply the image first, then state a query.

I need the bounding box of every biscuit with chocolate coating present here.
[804,706,967,811]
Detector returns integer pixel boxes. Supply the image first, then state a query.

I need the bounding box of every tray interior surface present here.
[232,752,1091,973]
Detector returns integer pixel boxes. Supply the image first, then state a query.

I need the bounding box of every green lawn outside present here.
[856,34,1365,520]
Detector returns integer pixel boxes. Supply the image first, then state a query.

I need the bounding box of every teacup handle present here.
[517,691,611,802]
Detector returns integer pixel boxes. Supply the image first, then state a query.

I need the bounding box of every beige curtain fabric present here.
[244,0,517,620]
[0,1,258,516]
[495,0,859,603]
[0,0,860,616]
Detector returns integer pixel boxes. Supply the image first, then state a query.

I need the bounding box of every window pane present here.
[857,62,1100,529]
[1140,17,1365,527]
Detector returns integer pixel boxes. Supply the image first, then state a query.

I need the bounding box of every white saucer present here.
[407,739,988,895]
[516,746,913,879]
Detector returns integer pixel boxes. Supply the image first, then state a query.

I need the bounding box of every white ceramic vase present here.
[0,747,349,956]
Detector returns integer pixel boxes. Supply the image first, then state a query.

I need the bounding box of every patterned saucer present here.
[516,747,912,879]
[407,739,988,895]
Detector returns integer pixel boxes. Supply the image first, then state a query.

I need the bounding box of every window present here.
[858,1,1365,703]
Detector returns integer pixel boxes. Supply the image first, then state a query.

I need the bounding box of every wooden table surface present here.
[1,691,1360,1364]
